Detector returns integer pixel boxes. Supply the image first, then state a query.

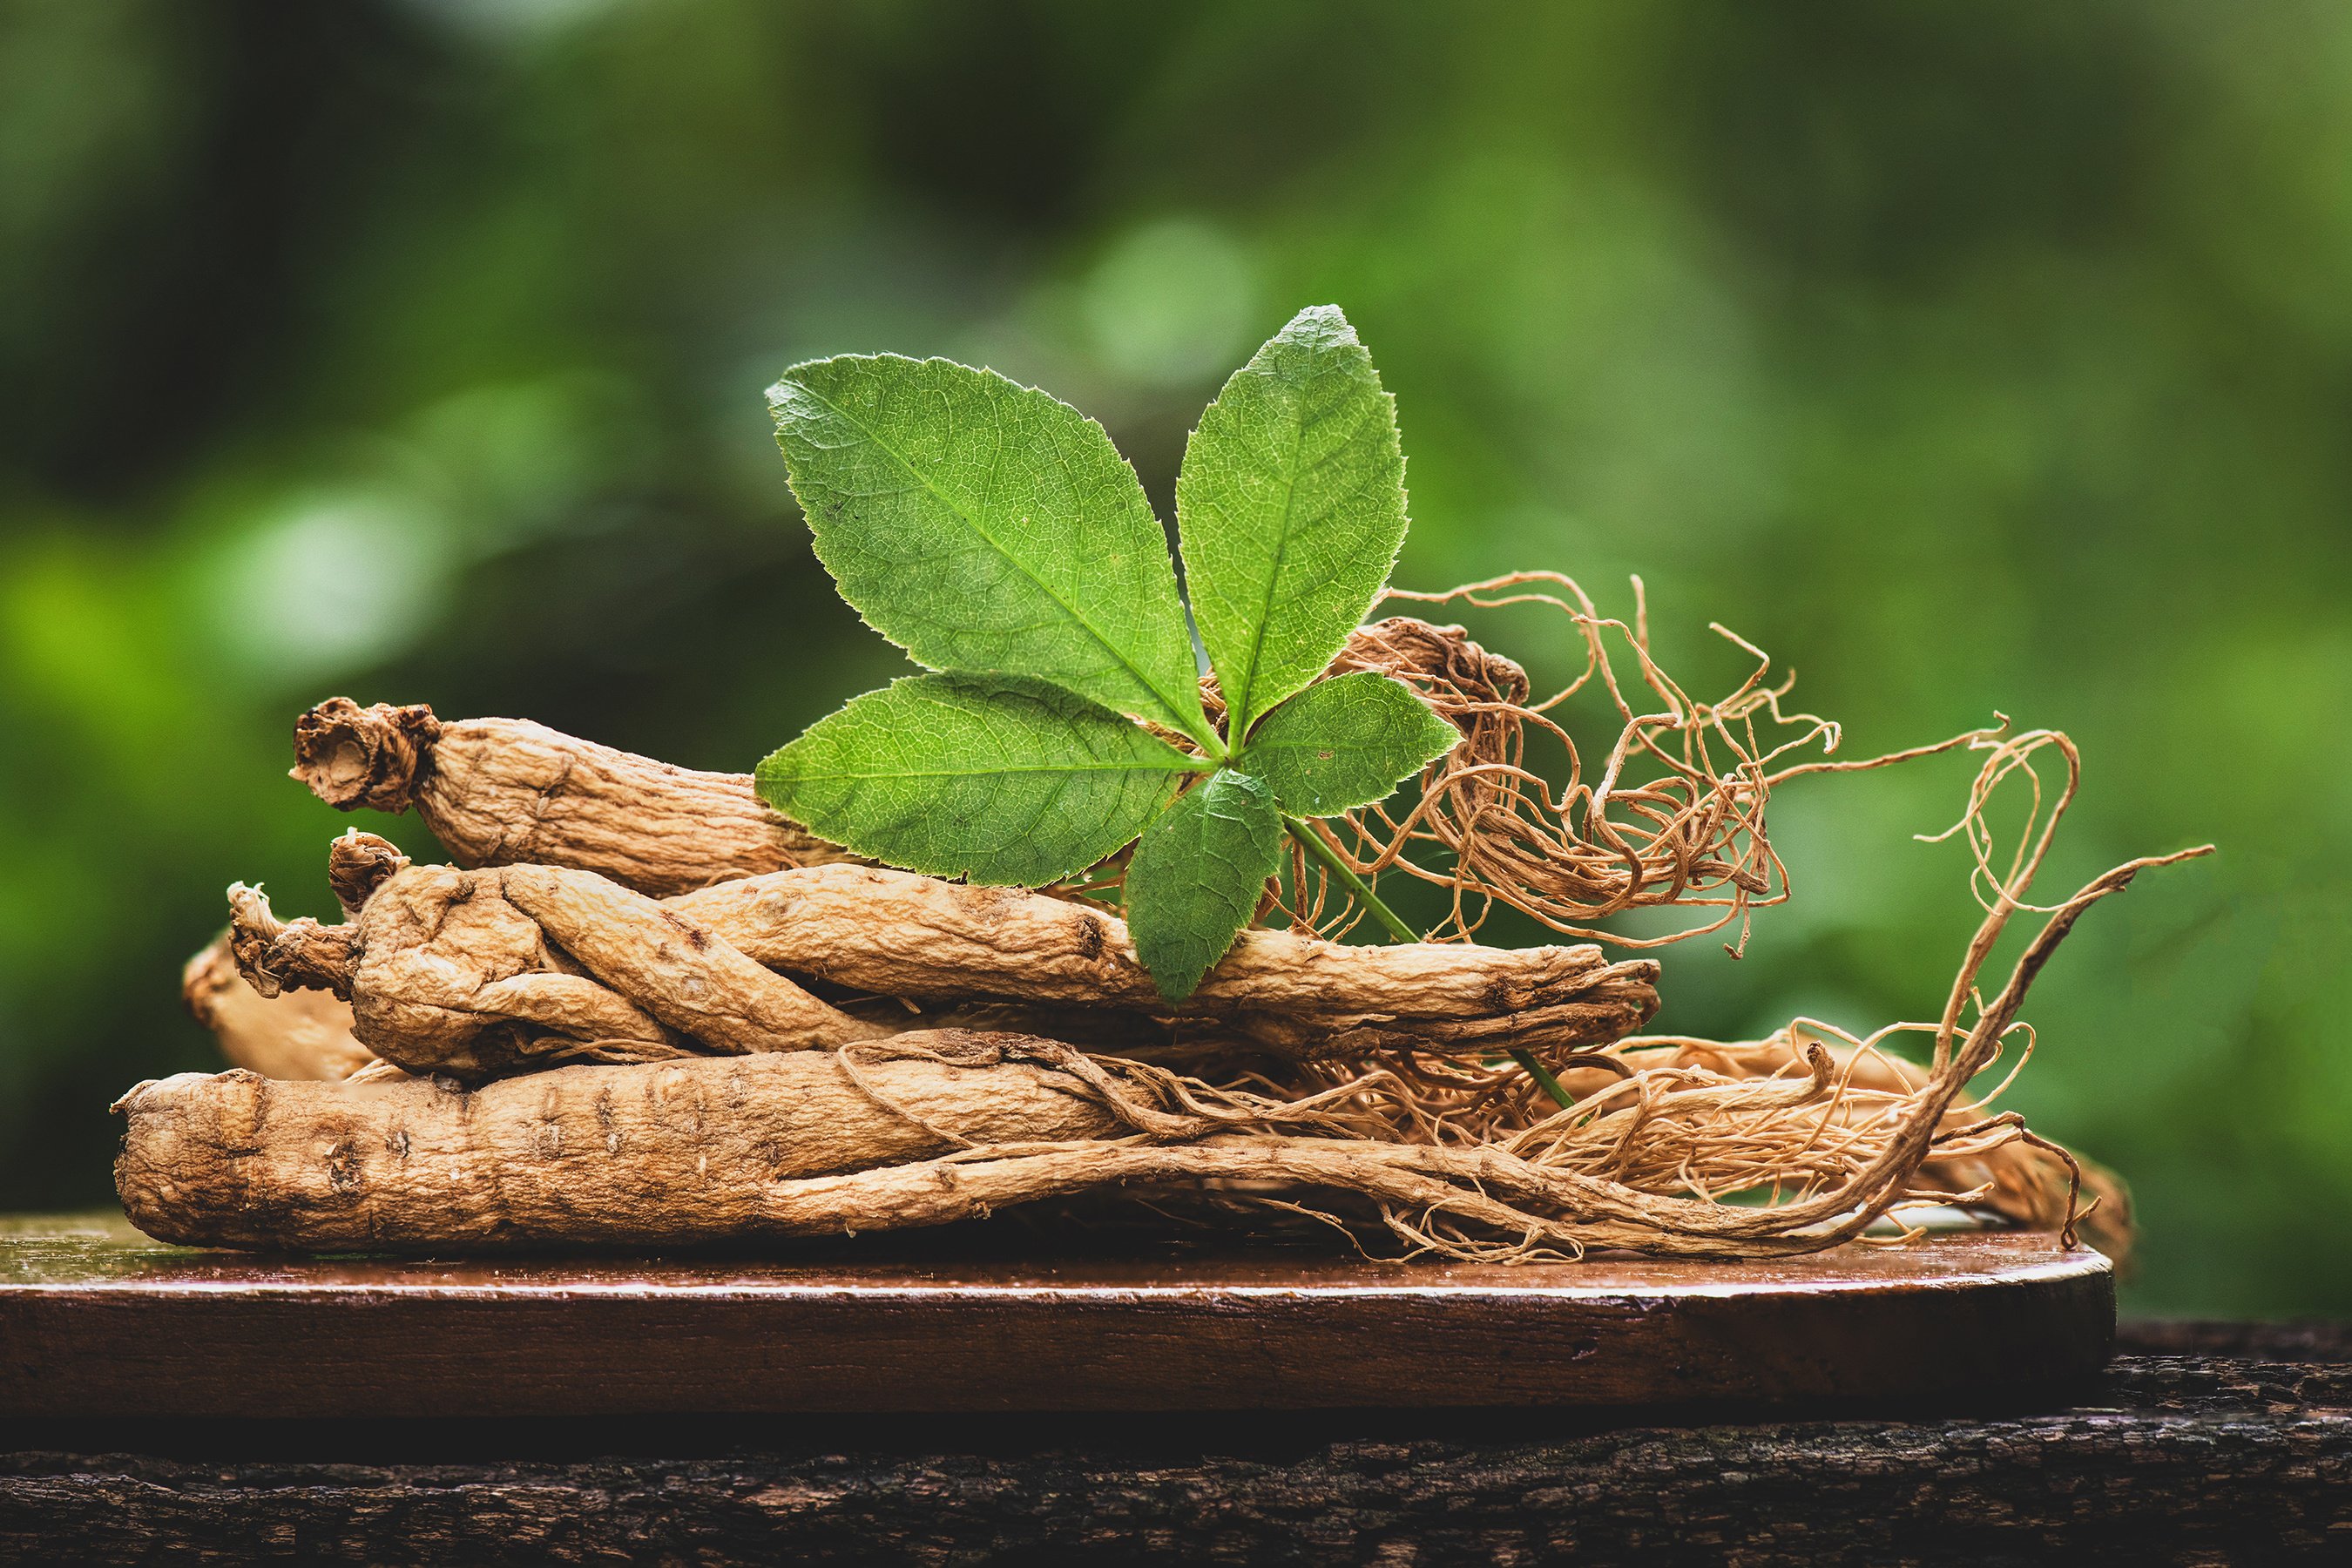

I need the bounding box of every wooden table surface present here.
[2,1215,2343,1564]
[2,1213,2109,1416]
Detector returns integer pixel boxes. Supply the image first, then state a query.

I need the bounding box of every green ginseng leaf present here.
[1241,672,1457,818]
[769,354,1216,753]
[1124,768,1283,1001]
[1176,305,1408,742]
[754,673,1201,887]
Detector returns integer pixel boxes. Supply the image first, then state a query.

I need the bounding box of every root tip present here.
[290,697,442,813]
[226,882,357,1000]
[328,829,411,916]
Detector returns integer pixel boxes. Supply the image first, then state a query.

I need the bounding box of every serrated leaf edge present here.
[769,355,1219,754]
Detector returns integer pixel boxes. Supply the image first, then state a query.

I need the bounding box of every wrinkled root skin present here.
[208,705,2166,1266]
[1659,1035,2134,1260]
[231,847,1659,1076]
[114,1038,1120,1252]
[288,697,442,814]
[182,932,375,1082]
[229,858,896,1082]
[672,864,1662,1058]
[116,1045,1984,1260]
[286,700,1660,1058]
[291,698,861,896]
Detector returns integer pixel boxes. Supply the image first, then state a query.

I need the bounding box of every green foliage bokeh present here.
[2,0,2344,1315]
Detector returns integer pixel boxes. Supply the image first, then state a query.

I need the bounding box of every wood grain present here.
[2,1213,2110,1418]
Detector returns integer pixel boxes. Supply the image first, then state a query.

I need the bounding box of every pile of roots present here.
[124,588,2200,1260]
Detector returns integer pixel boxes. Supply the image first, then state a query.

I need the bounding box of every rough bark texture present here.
[291,697,861,896]
[671,862,1662,1054]
[181,932,375,1082]
[3,1340,2344,1565]
[114,1041,1122,1251]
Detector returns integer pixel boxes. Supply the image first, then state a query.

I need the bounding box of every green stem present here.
[1506,1048,1577,1112]
[1283,816,1416,943]
[1280,816,1577,1115]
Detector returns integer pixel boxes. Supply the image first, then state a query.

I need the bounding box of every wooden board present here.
[0,1213,2111,1417]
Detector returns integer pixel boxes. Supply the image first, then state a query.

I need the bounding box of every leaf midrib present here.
[792,375,1208,748]
[783,760,1202,781]
[1223,382,1311,745]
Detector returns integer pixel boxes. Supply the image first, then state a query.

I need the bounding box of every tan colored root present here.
[113,1033,1125,1250]
[297,598,1967,969]
[667,862,1660,1058]
[494,862,896,1055]
[1618,1032,2132,1260]
[1316,598,1998,950]
[182,931,376,1081]
[144,733,2188,1260]
[290,697,862,896]
[98,1037,1889,1255]
[1219,731,2202,1259]
[165,731,2195,1261]
[233,835,1659,1074]
[228,845,890,1081]
[113,1082,1923,1255]
[112,1019,2123,1260]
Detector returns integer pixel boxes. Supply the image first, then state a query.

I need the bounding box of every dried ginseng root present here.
[1307,596,2001,951]
[110,1019,2116,1258]
[228,834,893,1081]
[290,696,863,896]
[114,1034,1128,1250]
[284,613,1472,906]
[100,1024,1899,1255]
[231,832,1660,1072]
[1625,1032,2134,1261]
[151,732,2197,1260]
[182,931,376,1081]
[130,743,2192,1261]
[106,1048,1771,1254]
[667,863,1663,1059]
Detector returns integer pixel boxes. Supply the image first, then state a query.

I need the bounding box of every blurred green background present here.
[2,0,2343,1316]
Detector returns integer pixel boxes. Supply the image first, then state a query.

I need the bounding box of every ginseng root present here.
[132,751,2193,1261]
[285,615,1470,904]
[112,1022,2120,1258]
[146,718,2192,1260]
[1632,1031,2134,1260]
[667,862,1662,1058]
[233,833,1660,1072]
[290,697,862,896]
[114,1034,1126,1250]
[1315,601,2001,951]
[182,931,376,1081]
[229,835,893,1081]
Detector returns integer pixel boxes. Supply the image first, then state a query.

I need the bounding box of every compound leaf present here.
[754,673,1198,887]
